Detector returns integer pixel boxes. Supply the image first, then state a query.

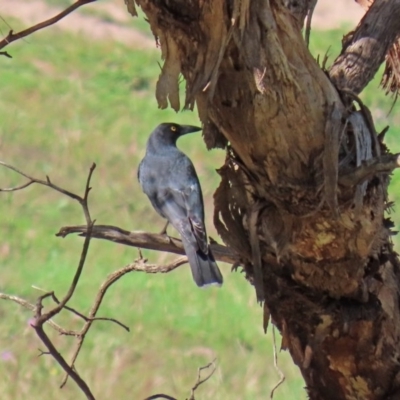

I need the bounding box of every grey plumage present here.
[138,123,223,287]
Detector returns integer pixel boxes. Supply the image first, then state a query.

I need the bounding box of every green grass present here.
[0,12,400,400]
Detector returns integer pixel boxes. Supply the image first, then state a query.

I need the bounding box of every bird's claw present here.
[159,220,169,235]
[231,261,243,272]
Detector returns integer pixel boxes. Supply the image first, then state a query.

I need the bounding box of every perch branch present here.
[1,160,238,270]
[0,0,97,55]
[56,225,237,265]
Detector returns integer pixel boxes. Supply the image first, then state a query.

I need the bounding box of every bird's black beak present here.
[180,125,202,135]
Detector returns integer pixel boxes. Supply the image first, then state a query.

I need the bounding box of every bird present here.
[138,123,223,287]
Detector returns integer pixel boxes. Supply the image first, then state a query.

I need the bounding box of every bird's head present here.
[152,123,201,143]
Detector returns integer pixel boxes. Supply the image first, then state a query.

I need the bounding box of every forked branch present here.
[144,359,218,400]
[2,163,98,400]
[0,0,97,56]
[0,161,228,399]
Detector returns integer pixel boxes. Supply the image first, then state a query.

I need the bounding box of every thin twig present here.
[31,294,95,399]
[38,222,94,325]
[61,257,186,387]
[0,163,98,399]
[0,161,223,399]
[0,51,12,58]
[0,293,76,335]
[0,161,97,324]
[145,360,217,400]
[50,292,130,332]
[32,321,96,400]
[189,359,217,400]
[0,160,83,202]
[270,325,285,399]
[0,0,97,53]
[0,180,35,192]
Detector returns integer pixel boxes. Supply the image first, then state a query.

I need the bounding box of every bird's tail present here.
[182,240,223,287]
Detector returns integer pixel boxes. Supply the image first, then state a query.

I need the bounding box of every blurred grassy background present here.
[0,3,399,400]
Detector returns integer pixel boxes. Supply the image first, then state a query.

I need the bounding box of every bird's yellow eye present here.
[170,126,177,132]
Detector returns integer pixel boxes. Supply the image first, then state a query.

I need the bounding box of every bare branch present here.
[145,360,217,400]
[56,225,238,265]
[0,163,98,399]
[34,221,94,328]
[50,292,130,332]
[0,0,97,54]
[0,161,228,398]
[0,293,75,335]
[0,160,237,265]
[60,257,186,387]
[0,160,85,203]
[0,51,12,58]
[0,180,35,192]
[189,359,217,400]
[31,320,96,400]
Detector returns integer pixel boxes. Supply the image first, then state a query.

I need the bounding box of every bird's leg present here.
[160,220,170,235]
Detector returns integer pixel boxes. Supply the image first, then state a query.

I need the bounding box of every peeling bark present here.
[131,0,400,398]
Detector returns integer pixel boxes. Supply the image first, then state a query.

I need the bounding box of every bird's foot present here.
[159,220,170,236]
[209,236,219,245]
[231,261,243,272]
[136,247,148,262]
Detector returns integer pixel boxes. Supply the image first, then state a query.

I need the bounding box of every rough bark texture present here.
[128,0,400,398]
[330,0,400,94]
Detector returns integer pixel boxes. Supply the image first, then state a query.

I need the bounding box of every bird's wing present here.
[148,154,208,254]
[168,162,208,254]
[180,183,208,254]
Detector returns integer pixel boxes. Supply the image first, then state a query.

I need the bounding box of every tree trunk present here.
[128,0,400,398]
